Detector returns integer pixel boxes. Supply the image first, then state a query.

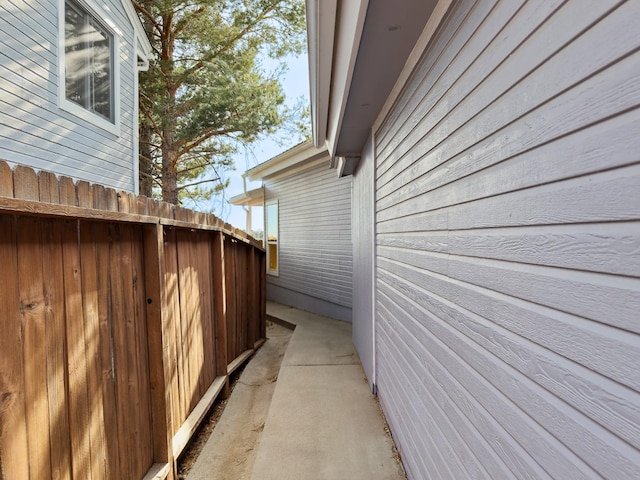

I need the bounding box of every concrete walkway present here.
[250,302,405,480]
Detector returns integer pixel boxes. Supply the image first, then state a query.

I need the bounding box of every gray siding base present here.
[267,282,352,323]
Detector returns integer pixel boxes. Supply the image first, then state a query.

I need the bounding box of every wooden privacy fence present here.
[0,161,266,480]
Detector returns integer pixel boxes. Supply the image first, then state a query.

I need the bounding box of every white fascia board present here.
[245,141,329,182]
[121,0,153,62]
[306,0,337,149]
[324,0,369,158]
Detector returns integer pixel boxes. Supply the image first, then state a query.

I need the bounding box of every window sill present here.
[59,98,120,136]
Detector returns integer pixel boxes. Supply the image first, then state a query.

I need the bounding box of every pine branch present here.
[177,177,222,191]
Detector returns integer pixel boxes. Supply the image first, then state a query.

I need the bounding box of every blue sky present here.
[216,52,310,232]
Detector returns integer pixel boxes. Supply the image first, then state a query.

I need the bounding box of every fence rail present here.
[0,161,265,480]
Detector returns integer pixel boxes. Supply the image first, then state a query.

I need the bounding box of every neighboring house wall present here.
[265,160,353,322]
[0,0,143,192]
[367,1,640,479]
[351,132,375,384]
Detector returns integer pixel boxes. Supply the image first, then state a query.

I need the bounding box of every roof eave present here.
[245,141,329,182]
[306,0,368,156]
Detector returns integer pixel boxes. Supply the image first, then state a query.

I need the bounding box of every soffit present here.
[335,0,437,156]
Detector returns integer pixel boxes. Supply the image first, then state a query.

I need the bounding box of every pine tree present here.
[134,0,306,204]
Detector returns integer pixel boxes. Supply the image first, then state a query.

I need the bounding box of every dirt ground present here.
[177,321,293,480]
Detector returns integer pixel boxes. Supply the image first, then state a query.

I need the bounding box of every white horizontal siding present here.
[265,161,352,320]
[351,132,375,386]
[0,0,138,192]
[373,0,640,478]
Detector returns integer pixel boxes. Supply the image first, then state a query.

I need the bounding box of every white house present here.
[230,141,353,322]
[0,0,152,194]
[307,0,640,478]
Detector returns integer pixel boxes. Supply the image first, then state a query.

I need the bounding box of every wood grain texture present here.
[0,216,30,480]
[79,223,108,479]
[0,164,264,480]
[41,219,72,480]
[94,222,121,479]
[143,223,173,463]
[212,232,230,397]
[61,220,93,480]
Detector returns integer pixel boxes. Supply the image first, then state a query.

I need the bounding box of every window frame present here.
[58,0,121,135]
[265,200,279,276]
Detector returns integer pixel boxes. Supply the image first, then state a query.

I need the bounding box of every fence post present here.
[142,222,175,476]
[212,231,230,398]
[260,249,267,339]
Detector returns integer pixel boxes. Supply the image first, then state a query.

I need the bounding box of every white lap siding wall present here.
[369,0,640,478]
[0,0,140,192]
[264,160,353,322]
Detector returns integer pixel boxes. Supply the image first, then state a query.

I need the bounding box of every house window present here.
[59,0,119,134]
[266,202,279,275]
[64,0,114,120]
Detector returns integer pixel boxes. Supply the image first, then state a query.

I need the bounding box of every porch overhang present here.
[245,141,329,182]
[229,187,264,207]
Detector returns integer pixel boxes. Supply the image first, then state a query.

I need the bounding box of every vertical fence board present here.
[198,233,216,393]
[247,250,256,347]
[131,225,154,476]
[38,171,60,204]
[13,166,39,201]
[212,232,229,398]
[0,162,13,197]
[104,189,118,212]
[226,240,237,362]
[93,222,120,479]
[235,245,244,356]
[77,182,92,209]
[143,223,173,464]
[120,224,151,478]
[58,177,77,206]
[79,223,108,479]
[0,216,30,479]
[175,230,191,416]
[121,224,139,475]
[42,219,72,480]
[107,223,131,479]
[92,185,107,210]
[176,230,199,412]
[260,251,266,339]
[17,217,52,480]
[164,228,186,429]
[61,219,93,480]
[238,244,247,354]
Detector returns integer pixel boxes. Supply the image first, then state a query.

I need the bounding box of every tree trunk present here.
[139,121,153,197]
[159,13,179,205]
[161,150,179,204]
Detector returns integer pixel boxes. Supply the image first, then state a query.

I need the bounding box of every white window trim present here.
[58,0,121,136]
[265,200,279,276]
